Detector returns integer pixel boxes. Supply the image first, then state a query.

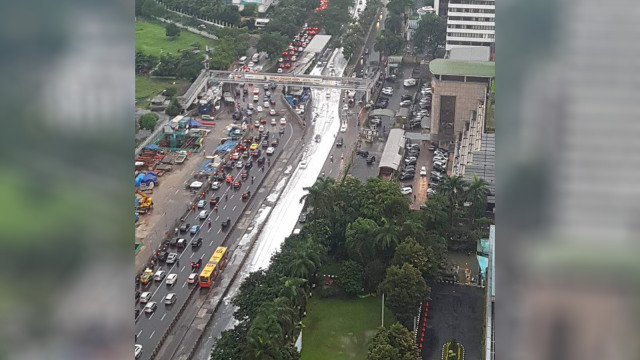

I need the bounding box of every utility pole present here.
[381,292,385,327]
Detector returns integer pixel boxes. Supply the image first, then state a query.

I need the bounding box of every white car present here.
[236,160,243,168]
[164,293,177,305]
[400,100,412,107]
[248,61,255,67]
[166,273,178,285]
[271,118,277,125]
[269,108,277,115]
[144,301,157,314]
[403,78,417,87]
[266,146,275,155]
[211,181,221,190]
[153,270,166,281]
[277,68,283,73]
[140,292,152,303]
[199,210,208,219]
[135,344,143,359]
[400,187,413,195]
[263,101,270,108]
[187,273,198,284]
[197,199,206,208]
[253,95,259,102]
[280,117,286,125]
[420,166,427,176]
[253,88,260,95]
[257,105,263,112]
[427,188,436,195]
[340,123,347,132]
[259,125,265,132]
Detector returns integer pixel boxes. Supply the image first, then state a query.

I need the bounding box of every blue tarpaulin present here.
[142,172,157,184]
[189,118,202,128]
[135,173,145,187]
[144,144,159,150]
[477,255,488,279]
[196,159,217,175]
[216,141,237,152]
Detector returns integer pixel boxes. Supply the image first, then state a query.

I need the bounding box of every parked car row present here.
[399,143,421,181]
[429,147,449,185]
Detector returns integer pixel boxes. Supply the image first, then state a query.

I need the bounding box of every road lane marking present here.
[217,229,221,234]
[137,330,142,338]
[190,252,195,258]
[181,266,186,272]
[182,282,187,288]
[161,314,166,321]
[223,205,227,210]
[210,240,214,246]
[215,216,219,221]
[150,330,155,339]
[208,228,211,232]
[200,253,205,259]
[149,313,154,320]
[232,206,236,211]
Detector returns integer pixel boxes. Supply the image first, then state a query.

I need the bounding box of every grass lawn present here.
[135,75,189,100]
[301,296,396,360]
[135,19,216,57]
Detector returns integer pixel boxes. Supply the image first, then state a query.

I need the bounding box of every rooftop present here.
[379,129,405,170]
[448,46,491,62]
[429,59,495,77]
[304,35,332,54]
[463,132,495,204]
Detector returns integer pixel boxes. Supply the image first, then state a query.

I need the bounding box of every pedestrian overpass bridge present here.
[178,70,376,109]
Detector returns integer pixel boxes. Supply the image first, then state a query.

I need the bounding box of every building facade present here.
[443,0,495,52]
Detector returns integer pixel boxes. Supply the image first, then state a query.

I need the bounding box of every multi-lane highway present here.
[135,83,296,360]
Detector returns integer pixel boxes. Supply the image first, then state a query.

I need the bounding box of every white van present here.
[238,56,247,65]
[403,78,417,87]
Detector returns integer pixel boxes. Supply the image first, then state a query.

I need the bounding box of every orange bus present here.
[198,247,229,288]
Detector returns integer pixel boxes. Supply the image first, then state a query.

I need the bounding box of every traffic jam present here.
[277,26,319,73]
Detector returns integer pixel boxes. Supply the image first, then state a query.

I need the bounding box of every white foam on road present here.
[245,49,348,272]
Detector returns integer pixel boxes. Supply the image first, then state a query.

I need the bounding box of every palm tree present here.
[300,177,336,218]
[244,314,282,360]
[271,297,298,340]
[374,218,399,252]
[279,277,308,312]
[464,175,489,225]
[400,217,425,241]
[287,247,320,279]
[438,175,468,230]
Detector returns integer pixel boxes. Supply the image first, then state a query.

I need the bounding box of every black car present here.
[257,157,266,165]
[243,88,248,95]
[401,94,412,101]
[336,138,343,147]
[191,258,202,271]
[251,149,262,157]
[366,156,376,164]
[157,251,168,262]
[356,150,369,157]
[299,213,307,223]
[279,128,285,135]
[169,237,178,247]
[192,238,203,248]
[261,140,269,148]
[399,173,415,180]
[179,223,189,232]
[245,160,253,169]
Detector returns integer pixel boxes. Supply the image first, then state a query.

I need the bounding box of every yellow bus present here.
[198,247,229,287]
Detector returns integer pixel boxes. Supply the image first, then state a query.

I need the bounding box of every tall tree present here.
[374,218,399,254]
[391,237,439,282]
[345,217,378,264]
[438,175,468,230]
[256,32,290,59]
[300,177,336,218]
[210,322,248,360]
[379,264,428,327]
[338,260,364,296]
[244,312,282,360]
[414,13,446,57]
[286,247,321,279]
[367,323,418,360]
[384,12,403,34]
[464,174,489,225]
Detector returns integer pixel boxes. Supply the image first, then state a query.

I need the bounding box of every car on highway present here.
[400,187,413,195]
[197,200,206,208]
[266,146,275,155]
[192,237,203,249]
[271,118,277,125]
[261,140,269,148]
[253,88,260,95]
[271,138,279,147]
[166,273,178,286]
[164,293,177,305]
[140,291,152,303]
[340,123,347,132]
[199,210,208,219]
[253,95,259,102]
[299,213,307,223]
[314,134,321,142]
[211,181,221,190]
[135,344,143,359]
[420,166,427,176]
[153,270,166,281]
[190,225,199,235]
[166,253,178,264]
[177,238,186,248]
[270,108,277,115]
[187,273,198,284]
[250,143,258,150]
[257,105,263,112]
[264,101,270,108]
[144,301,157,314]
[259,125,265,132]
[236,160,244,168]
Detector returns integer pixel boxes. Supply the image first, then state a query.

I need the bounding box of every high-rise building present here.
[442,0,495,53]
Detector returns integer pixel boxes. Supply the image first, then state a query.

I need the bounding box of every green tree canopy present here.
[138,112,159,131]
[256,32,290,59]
[165,98,183,116]
[338,260,364,296]
[414,13,446,57]
[367,323,418,360]
[380,264,428,327]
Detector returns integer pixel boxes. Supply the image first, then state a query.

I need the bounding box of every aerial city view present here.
[134,0,495,358]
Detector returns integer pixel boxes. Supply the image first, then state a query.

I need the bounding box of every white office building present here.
[442,0,495,52]
[232,0,278,14]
